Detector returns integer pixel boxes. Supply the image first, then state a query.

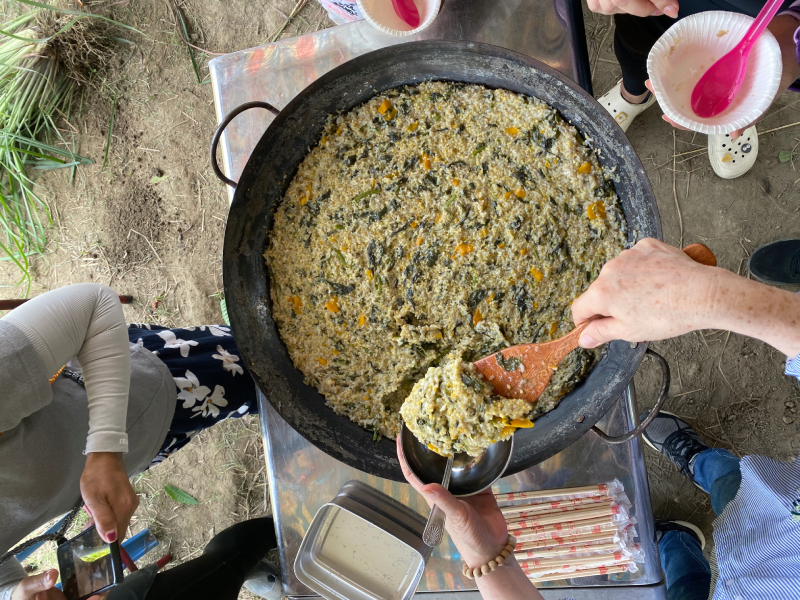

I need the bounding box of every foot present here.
[747,239,800,285]
[244,558,282,600]
[640,411,709,484]
[598,80,657,132]
[708,126,758,179]
[654,519,706,550]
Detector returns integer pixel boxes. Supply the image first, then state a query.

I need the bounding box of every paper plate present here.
[647,11,782,135]
[357,0,441,36]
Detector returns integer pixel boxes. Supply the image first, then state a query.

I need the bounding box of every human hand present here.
[10,570,67,600]
[80,453,139,544]
[586,0,677,18]
[397,437,508,568]
[571,238,729,348]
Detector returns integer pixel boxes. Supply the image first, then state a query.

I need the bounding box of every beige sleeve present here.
[3,284,131,453]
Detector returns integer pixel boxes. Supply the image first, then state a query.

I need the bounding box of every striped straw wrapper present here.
[500,494,612,517]
[515,541,623,560]
[494,482,618,503]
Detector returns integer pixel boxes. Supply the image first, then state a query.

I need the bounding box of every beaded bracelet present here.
[461,534,516,579]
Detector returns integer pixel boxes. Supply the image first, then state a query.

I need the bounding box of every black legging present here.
[613,0,795,96]
[144,518,276,600]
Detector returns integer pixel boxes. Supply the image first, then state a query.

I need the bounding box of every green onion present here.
[444,193,457,208]
[471,144,487,157]
[433,113,441,122]
[333,249,347,267]
[375,275,383,296]
[351,188,380,203]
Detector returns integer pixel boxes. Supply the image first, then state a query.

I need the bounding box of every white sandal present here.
[708,126,758,179]
[597,80,657,133]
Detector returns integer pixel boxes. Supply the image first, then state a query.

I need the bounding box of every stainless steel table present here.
[209,1,665,596]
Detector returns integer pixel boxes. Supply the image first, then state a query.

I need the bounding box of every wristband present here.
[461,534,517,579]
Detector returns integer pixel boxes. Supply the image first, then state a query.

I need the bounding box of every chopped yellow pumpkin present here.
[587,201,606,220]
[473,308,483,327]
[317,358,328,366]
[505,127,519,135]
[500,426,515,437]
[721,153,732,163]
[378,99,392,114]
[498,242,506,249]
[510,419,534,428]
[407,122,419,132]
[416,237,424,246]
[455,243,473,256]
[366,269,373,281]
[410,221,419,229]
[520,248,528,256]
[325,298,340,313]
[288,295,303,315]
[549,322,558,336]
[530,267,543,282]
[422,153,431,170]
[577,161,592,174]
[515,188,526,199]
[452,178,460,186]
[384,108,397,121]
[358,314,367,327]
[336,124,343,135]
[300,195,308,206]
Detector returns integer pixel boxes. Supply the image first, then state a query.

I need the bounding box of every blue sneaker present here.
[654,519,706,549]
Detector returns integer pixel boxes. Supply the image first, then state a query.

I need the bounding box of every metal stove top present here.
[209,2,665,596]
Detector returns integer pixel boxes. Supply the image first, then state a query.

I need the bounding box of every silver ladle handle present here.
[423,505,446,546]
[422,455,453,547]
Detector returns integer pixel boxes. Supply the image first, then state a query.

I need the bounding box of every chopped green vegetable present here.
[333,249,347,266]
[352,188,381,203]
[472,144,487,157]
[445,193,458,207]
[433,113,441,121]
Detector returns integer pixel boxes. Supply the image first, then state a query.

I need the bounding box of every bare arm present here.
[572,239,800,358]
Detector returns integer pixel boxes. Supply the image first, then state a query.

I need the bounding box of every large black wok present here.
[214,40,666,481]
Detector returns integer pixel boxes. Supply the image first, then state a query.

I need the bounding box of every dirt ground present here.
[5,0,800,593]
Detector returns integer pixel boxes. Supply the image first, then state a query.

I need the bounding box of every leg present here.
[128,325,259,467]
[613,14,673,98]
[692,448,742,516]
[144,518,276,600]
[658,529,711,600]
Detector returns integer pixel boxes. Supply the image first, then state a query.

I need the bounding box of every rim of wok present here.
[222,40,662,481]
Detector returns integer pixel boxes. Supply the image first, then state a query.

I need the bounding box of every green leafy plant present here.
[0,4,135,292]
[778,149,799,163]
[164,484,199,505]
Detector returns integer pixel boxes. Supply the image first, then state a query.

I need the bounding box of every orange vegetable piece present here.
[410,221,418,229]
[378,99,392,114]
[500,426,515,437]
[510,419,534,428]
[549,322,558,336]
[416,237,423,246]
[578,161,592,175]
[520,248,528,256]
[473,308,483,327]
[515,188,526,199]
[317,358,328,366]
[358,314,367,327]
[505,127,519,135]
[530,268,543,282]
[455,243,473,256]
[325,298,340,313]
[366,269,373,281]
[422,153,431,170]
[288,295,303,315]
[407,122,419,132]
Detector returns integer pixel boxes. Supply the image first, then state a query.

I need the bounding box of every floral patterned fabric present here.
[128,324,257,466]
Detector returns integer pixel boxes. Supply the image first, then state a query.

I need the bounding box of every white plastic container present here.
[647,11,782,135]
[357,0,441,36]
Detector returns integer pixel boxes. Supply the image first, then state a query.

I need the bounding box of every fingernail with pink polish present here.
[107,532,117,543]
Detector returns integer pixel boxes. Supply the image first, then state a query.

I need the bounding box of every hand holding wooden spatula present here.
[473,244,716,403]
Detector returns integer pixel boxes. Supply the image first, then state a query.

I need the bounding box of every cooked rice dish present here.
[400,356,532,456]
[264,81,627,440]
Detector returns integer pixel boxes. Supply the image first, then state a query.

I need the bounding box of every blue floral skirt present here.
[127,324,258,466]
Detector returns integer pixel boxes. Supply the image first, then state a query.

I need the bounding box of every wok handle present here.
[210,101,281,189]
[591,348,670,444]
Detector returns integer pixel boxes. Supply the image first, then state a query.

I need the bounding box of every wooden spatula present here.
[473,244,716,403]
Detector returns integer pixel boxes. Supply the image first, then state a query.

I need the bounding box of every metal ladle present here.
[400,423,514,499]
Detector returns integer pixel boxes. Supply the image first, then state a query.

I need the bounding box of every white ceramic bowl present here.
[647,11,782,135]
[357,0,441,36]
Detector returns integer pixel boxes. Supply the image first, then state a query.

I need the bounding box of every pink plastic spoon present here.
[391,0,420,28]
[691,0,783,118]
